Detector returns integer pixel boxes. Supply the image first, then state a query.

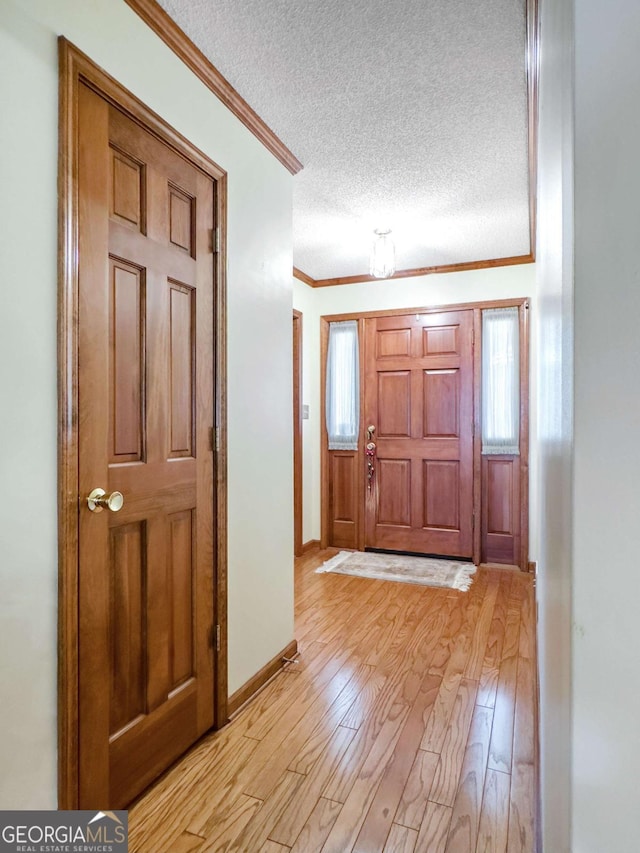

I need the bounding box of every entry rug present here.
[316,550,476,591]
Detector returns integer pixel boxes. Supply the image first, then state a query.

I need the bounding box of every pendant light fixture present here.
[369,229,396,279]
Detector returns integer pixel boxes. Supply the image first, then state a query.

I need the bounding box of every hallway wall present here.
[534,0,574,847]
[573,2,640,850]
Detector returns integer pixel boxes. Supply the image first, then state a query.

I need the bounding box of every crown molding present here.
[294,254,534,288]
[123,0,303,175]
[292,266,317,287]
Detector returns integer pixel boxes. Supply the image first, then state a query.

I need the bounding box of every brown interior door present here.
[364,310,474,558]
[77,82,216,807]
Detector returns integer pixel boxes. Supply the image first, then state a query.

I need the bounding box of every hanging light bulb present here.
[369,229,396,278]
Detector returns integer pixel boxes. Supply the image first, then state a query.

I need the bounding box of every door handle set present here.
[86,488,124,513]
[365,425,376,491]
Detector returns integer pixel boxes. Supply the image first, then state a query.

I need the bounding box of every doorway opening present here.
[320,299,529,569]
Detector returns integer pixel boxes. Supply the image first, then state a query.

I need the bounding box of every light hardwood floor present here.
[129,549,537,853]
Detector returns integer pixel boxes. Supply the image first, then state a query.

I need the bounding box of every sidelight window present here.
[482,307,520,454]
[326,320,360,450]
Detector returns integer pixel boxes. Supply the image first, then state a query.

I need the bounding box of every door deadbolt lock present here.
[87,488,124,513]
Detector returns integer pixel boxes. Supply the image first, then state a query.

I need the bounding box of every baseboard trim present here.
[227,639,298,718]
[479,562,521,572]
[302,539,320,553]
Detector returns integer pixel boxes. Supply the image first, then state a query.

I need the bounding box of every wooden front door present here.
[364,310,474,558]
[77,82,217,807]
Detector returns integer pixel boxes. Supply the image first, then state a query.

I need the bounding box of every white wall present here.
[573,2,640,850]
[293,263,537,547]
[534,0,574,848]
[312,263,535,316]
[0,0,294,808]
[292,279,322,545]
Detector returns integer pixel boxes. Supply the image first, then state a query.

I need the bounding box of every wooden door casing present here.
[59,41,228,810]
[364,311,475,558]
[293,311,303,557]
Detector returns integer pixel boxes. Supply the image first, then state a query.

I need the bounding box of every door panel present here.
[168,282,195,456]
[482,455,521,564]
[78,82,216,808]
[377,459,412,526]
[329,453,359,547]
[377,372,411,437]
[332,454,356,523]
[377,327,411,358]
[110,259,144,462]
[423,460,460,530]
[364,310,474,557]
[109,522,145,735]
[110,148,144,227]
[423,324,459,356]
[168,509,195,688]
[423,370,459,437]
[169,185,195,253]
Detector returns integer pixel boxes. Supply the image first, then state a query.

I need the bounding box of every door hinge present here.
[209,427,221,452]
[214,227,220,253]
[216,624,221,653]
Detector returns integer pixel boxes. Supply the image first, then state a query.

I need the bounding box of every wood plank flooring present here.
[129,549,537,853]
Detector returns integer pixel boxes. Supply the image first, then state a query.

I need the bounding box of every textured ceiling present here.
[157,0,530,280]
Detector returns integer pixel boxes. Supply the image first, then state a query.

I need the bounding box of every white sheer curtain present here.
[482,307,520,455]
[326,320,360,450]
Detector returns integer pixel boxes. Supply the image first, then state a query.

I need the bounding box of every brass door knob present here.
[87,488,124,513]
